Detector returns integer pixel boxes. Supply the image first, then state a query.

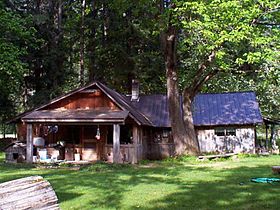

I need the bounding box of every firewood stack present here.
[0,176,60,210]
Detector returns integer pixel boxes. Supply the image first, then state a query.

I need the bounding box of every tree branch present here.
[191,68,219,98]
[191,50,217,90]
[255,21,280,26]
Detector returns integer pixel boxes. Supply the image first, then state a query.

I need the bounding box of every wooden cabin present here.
[9,81,263,163]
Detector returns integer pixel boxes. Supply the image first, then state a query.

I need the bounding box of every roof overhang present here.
[22,109,129,124]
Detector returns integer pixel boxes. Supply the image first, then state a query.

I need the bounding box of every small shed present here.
[5,142,26,163]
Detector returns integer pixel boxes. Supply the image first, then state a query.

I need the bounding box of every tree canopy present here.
[0,0,279,140]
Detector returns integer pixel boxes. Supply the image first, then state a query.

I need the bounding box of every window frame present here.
[214,127,236,137]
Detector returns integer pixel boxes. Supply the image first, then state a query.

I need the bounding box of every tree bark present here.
[183,88,200,154]
[88,0,97,81]
[163,3,201,155]
[79,0,86,86]
[164,24,190,155]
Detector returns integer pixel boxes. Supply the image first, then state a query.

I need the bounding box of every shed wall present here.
[197,127,255,153]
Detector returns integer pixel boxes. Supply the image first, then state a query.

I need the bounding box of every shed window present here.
[214,128,225,136]
[226,128,236,136]
[214,128,236,136]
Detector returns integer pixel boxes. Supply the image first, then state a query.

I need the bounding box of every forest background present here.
[0,0,279,141]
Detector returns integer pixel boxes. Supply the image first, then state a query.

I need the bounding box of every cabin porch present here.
[22,123,142,164]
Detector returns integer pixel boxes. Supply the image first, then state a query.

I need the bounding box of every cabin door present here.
[82,125,98,160]
[82,125,106,161]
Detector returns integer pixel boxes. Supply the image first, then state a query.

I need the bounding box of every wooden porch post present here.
[132,126,139,164]
[26,124,33,163]
[113,124,120,163]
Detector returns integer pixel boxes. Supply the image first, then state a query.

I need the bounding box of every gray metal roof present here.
[192,92,263,126]
[132,92,263,127]
[10,81,263,127]
[131,95,170,127]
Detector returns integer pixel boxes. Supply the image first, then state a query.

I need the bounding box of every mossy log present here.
[0,176,59,210]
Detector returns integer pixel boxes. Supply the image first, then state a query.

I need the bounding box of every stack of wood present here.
[0,176,60,210]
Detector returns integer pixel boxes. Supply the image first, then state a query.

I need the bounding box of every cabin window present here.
[153,129,172,143]
[162,129,171,138]
[214,128,236,136]
[120,125,133,144]
[106,125,133,144]
[214,128,225,136]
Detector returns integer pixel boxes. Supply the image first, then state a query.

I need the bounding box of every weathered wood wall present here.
[45,91,119,110]
[5,143,26,163]
[104,144,142,163]
[197,127,256,153]
[147,143,175,159]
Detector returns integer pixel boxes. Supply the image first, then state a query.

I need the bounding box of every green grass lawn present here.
[1,153,280,210]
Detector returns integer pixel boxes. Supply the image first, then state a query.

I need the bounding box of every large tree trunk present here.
[163,3,200,156]
[183,88,200,154]
[164,25,189,155]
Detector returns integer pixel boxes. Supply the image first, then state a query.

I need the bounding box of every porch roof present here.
[22,109,129,123]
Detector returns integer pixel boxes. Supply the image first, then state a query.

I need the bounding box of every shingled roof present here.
[132,91,263,127]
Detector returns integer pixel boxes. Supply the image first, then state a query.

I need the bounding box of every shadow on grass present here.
[129,164,280,210]
[45,160,280,209]
[1,157,280,209]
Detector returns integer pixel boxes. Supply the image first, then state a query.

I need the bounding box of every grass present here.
[1,153,280,210]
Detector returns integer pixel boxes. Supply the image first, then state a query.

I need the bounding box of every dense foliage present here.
[173,0,279,117]
[0,0,279,135]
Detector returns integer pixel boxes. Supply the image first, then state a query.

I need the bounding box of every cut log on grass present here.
[0,176,60,210]
[198,153,237,161]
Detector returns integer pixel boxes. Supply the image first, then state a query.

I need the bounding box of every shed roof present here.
[192,92,263,126]
[132,91,263,127]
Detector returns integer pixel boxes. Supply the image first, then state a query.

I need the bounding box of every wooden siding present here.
[45,91,120,110]
[148,143,175,159]
[104,144,141,163]
[16,123,27,141]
